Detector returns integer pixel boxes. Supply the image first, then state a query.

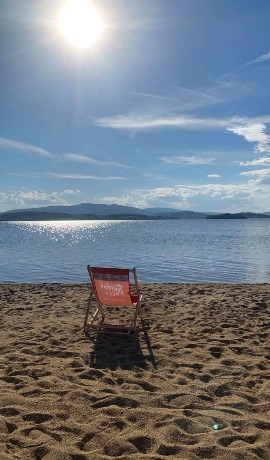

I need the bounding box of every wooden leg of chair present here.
[99,304,105,323]
[90,307,99,323]
[84,288,94,332]
[84,289,105,333]
[138,295,143,319]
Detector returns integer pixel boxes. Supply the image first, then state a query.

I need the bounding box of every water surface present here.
[0,219,269,283]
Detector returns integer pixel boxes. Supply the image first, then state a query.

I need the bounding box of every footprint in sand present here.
[103,439,137,456]
[128,435,155,454]
[174,417,208,434]
[254,420,270,430]
[0,407,20,417]
[22,413,53,423]
[218,434,258,447]
[92,396,139,409]
[157,444,181,455]
[22,425,62,442]
[0,417,16,434]
[208,346,223,359]
[77,432,97,451]
[213,383,231,398]
[200,374,212,383]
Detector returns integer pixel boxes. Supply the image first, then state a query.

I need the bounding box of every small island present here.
[207,213,246,219]
[206,212,269,219]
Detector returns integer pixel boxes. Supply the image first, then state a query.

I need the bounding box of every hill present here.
[0,203,208,220]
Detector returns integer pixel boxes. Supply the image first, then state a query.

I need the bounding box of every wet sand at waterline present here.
[1,283,269,459]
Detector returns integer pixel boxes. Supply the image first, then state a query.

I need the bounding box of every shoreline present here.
[1,283,270,459]
[1,281,269,285]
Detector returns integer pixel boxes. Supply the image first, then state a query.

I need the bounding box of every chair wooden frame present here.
[84,265,143,335]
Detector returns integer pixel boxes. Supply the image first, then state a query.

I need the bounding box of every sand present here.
[1,282,270,460]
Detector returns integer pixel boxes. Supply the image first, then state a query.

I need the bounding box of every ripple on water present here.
[0,219,270,283]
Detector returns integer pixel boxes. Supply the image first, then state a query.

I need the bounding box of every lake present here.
[0,219,269,283]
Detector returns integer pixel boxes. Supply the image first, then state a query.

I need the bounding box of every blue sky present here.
[1,0,270,213]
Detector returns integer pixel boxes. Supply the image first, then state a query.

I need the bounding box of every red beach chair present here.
[84,266,143,335]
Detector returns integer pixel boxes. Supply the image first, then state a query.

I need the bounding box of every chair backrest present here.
[88,266,134,306]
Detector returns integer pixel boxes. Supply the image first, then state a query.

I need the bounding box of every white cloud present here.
[155,181,270,207]
[62,189,80,194]
[96,194,147,209]
[0,189,80,209]
[207,174,221,178]
[63,153,130,169]
[141,183,255,201]
[0,192,8,202]
[98,178,270,212]
[161,155,215,165]
[227,123,270,154]
[240,157,270,166]
[46,173,126,180]
[0,137,52,157]
[239,168,270,177]
[13,191,57,203]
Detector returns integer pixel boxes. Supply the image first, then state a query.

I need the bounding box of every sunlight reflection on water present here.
[17,220,120,245]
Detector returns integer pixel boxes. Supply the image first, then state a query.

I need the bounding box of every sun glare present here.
[57,0,105,49]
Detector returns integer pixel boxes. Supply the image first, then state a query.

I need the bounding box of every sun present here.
[57,0,105,49]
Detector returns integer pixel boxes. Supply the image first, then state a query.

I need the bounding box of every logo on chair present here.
[100,282,124,297]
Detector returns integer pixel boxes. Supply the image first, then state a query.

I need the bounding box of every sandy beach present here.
[1,282,269,459]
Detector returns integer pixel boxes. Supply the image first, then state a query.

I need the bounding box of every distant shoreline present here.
[0,211,270,221]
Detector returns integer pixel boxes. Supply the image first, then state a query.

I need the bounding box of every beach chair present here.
[84,266,143,335]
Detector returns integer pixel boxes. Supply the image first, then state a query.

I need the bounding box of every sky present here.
[1,0,270,213]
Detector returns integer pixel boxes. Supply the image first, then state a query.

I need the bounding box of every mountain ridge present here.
[0,203,207,218]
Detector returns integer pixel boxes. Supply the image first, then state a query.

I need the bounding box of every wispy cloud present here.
[242,51,270,67]
[62,153,130,169]
[143,172,166,180]
[92,114,270,132]
[227,123,270,154]
[120,77,253,119]
[92,113,270,165]
[0,138,131,171]
[0,137,52,157]
[161,155,215,165]
[7,173,47,179]
[46,173,126,180]
[123,86,219,114]
[92,114,224,131]
[240,157,270,166]
[207,174,221,178]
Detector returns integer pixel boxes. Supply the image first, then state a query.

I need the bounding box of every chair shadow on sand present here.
[88,319,157,370]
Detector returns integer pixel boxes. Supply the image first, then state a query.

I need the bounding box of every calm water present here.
[0,219,269,283]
